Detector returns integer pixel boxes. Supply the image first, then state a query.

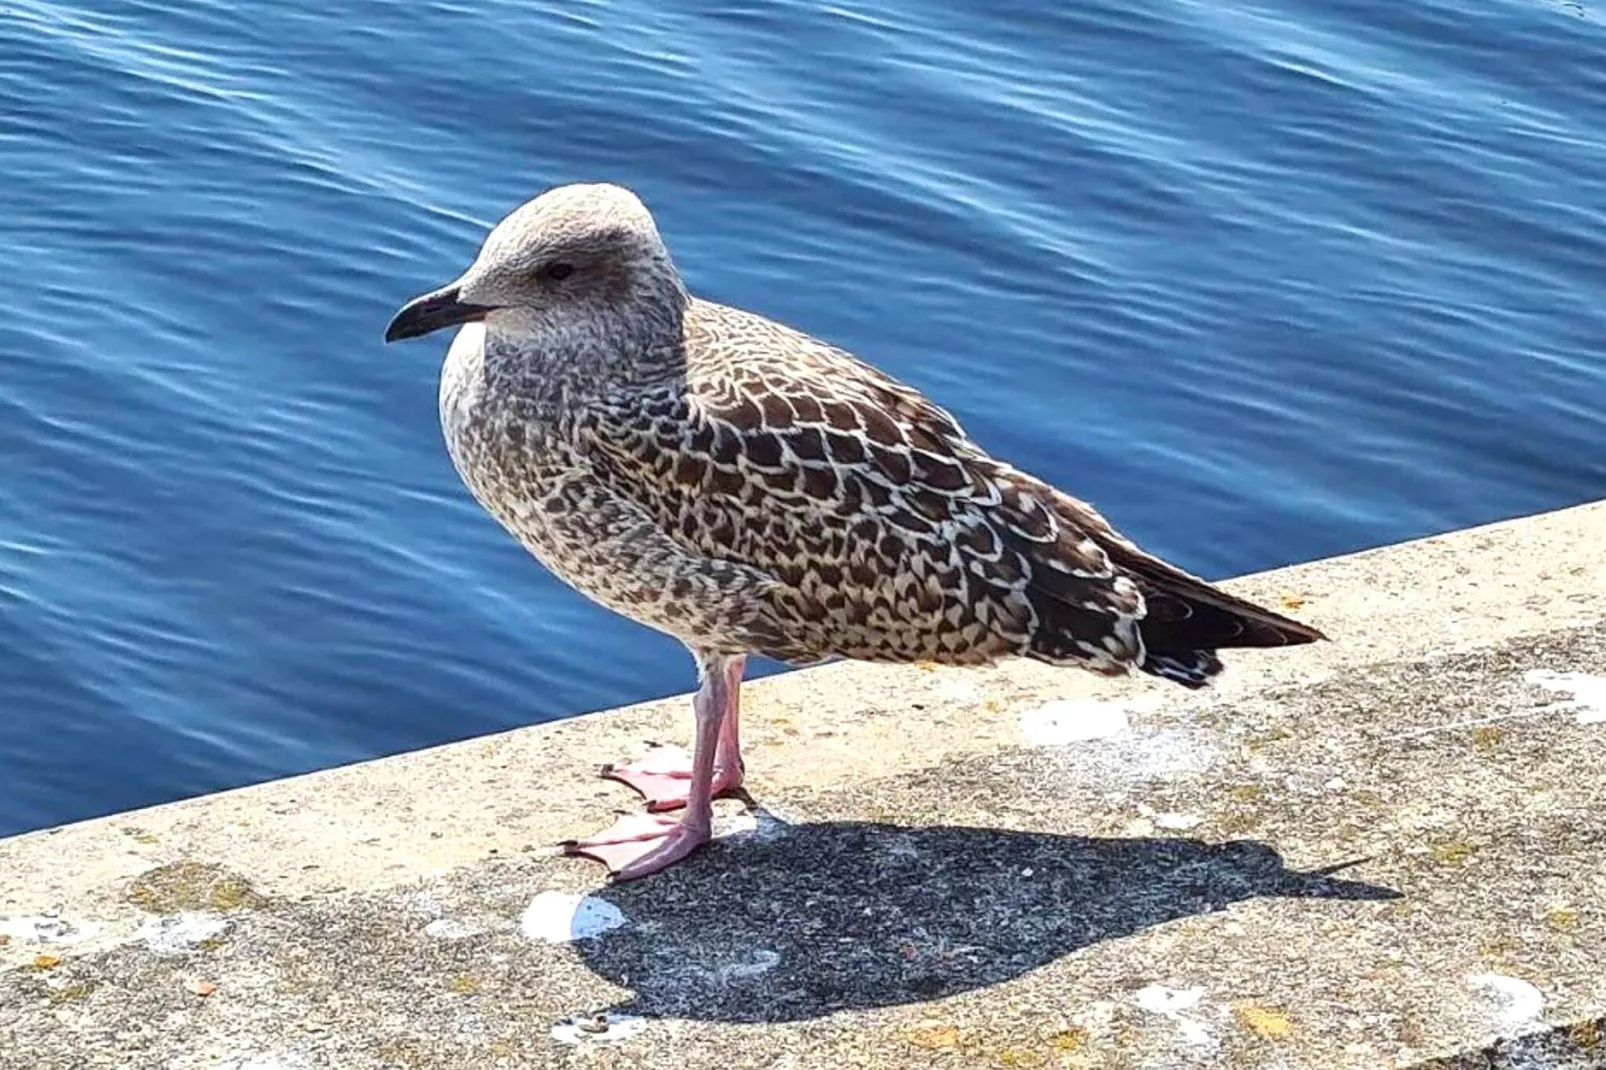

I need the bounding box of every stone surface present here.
[1,501,1604,1069]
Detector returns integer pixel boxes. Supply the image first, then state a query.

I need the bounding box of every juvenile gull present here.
[384,182,1325,881]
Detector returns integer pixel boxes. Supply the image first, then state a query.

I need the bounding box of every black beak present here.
[383,284,495,343]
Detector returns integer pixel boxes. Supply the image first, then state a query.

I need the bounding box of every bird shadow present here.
[574,814,1400,1024]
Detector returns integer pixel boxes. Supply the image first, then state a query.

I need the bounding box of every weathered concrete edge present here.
[1,500,1603,966]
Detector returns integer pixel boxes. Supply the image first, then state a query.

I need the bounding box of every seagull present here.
[384,182,1325,881]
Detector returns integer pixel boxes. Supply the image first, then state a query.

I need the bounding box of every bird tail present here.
[1056,496,1327,689]
[1131,572,1325,688]
[991,475,1326,687]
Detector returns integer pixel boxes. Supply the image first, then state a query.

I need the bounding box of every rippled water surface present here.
[3,0,1604,834]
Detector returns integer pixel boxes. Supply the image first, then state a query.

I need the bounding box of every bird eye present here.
[543,262,575,281]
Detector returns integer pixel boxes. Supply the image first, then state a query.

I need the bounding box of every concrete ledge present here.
[2,502,1604,1069]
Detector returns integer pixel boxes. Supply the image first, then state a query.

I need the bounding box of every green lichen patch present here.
[48,981,96,1004]
[126,862,266,914]
[1429,840,1480,867]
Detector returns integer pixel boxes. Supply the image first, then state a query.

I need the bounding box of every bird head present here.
[384,183,685,345]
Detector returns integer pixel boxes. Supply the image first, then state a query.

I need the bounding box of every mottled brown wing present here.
[578,301,1147,669]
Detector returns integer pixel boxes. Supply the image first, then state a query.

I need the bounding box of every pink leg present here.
[564,654,742,881]
[599,656,745,812]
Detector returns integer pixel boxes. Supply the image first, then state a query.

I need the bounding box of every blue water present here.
[2,0,1604,836]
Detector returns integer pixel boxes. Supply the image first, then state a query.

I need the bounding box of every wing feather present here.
[578,298,1320,679]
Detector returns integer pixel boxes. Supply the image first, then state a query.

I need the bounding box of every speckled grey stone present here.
[2,503,1604,1069]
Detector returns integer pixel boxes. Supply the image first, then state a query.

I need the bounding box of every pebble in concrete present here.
[1135,984,1214,1047]
[137,912,228,956]
[717,806,791,842]
[1527,669,1606,724]
[550,1011,649,1045]
[695,947,781,984]
[1018,694,1217,786]
[0,915,101,945]
[1467,972,1546,1029]
[421,917,486,941]
[518,891,627,944]
[1018,698,1135,745]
